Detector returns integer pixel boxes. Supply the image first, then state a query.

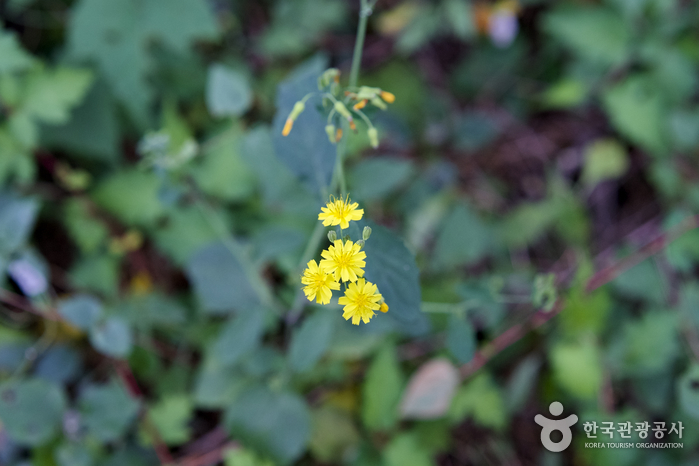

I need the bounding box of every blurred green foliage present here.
[1,0,699,465]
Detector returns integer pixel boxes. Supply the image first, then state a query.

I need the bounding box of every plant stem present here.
[349,0,369,88]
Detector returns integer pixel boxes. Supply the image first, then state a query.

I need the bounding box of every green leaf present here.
[446,314,475,364]
[0,378,66,446]
[58,294,104,330]
[272,56,335,195]
[56,443,93,466]
[347,157,414,202]
[505,355,541,413]
[0,192,39,256]
[68,0,219,125]
[308,406,360,463]
[0,29,34,73]
[678,365,699,420]
[443,0,476,40]
[41,79,119,162]
[62,199,109,254]
[148,394,193,445]
[92,169,164,226]
[383,432,435,466]
[582,139,629,185]
[192,125,255,201]
[448,374,506,430]
[193,359,249,408]
[206,64,253,117]
[79,380,140,442]
[433,203,493,269]
[289,310,336,373]
[603,75,666,154]
[362,345,404,431]
[22,67,93,125]
[186,242,261,315]
[612,259,666,304]
[551,339,603,400]
[612,311,679,376]
[69,254,119,297]
[399,358,459,420]
[153,206,220,265]
[89,316,133,358]
[225,386,311,464]
[211,309,266,367]
[358,221,428,331]
[544,7,630,65]
[541,79,588,109]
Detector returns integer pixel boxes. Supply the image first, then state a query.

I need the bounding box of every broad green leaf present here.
[68,0,219,125]
[193,358,249,408]
[22,67,93,125]
[289,309,336,373]
[56,443,93,466]
[541,79,588,109]
[399,358,459,419]
[678,365,699,420]
[153,206,220,265]
[192,125,255,201]
[225,386,311,464]
[206,64,253,117]
[0,29,34,73]
[35,345,83,385]
[0,378,66,446]
[582,139,629,185]
[612,311,679,376]
[69,254,119,297]
[446,314,475,364]
[603,75,666,154]
[669,109,699,151]
[551,339,603,400]
[122,293,187,330]
[58,294,104,330]
[0,192,38,256]
[362,345,404,431]
[89,316,133,358]
[308,406,360,463]
[357,221,428,331]
[224,447,275,466]
[383,433,434,466]
[41,79,119,161]
[444,0,476,39]
[186,242,261,314]
[211,309,266,367]
[448,374,506,430]
[147,394,193,445]
[63,199,109,254]
[433,203,493,268]
[92,169,164,226]
[272,56,335,195]
[612,259,666,304]
[544,7,630,65]
[79,380,140,442]
[347,157,414,202]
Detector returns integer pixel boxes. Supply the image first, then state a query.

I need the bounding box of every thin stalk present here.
[349,0,369,88]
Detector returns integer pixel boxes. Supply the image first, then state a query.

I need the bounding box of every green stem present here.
[349,0,369,88]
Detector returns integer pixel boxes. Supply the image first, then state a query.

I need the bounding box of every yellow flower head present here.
[318,195,364,229]
[338,278,383,325]
[301,260,340,304]
[320,239,366,283]
[379,302,389,313]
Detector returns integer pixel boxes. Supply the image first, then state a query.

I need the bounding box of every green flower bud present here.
[290,101,305,120]
[367,127,379,148]
[325,124,336,143]
[362,226,372,241]
[370,96,387,110]
[356,239,365,247]
[328,230,337,242]
[333,101,352,120]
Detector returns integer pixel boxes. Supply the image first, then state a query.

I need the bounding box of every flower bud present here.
[362,226,372,241]
[367,127,379,148]
[353,99,367,110]
[343,234,350,243]
[370,96,387,110]
[380,90,396,103]
[333,101,352,120]
[325,124,336,143]
[356,239,365,247]
[328,230,337,242]
[282,101,306,136]
[380,302,389,313]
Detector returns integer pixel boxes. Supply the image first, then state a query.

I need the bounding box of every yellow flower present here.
[318,196,364,229]
[379,302,389,313]
[338,278,383,325]
[301,260,340,304]
[320,239,366,283]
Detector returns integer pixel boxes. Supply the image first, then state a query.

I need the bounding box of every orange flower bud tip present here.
[380,91,396,103]
[353,100,368,110]
[282,118,293,136]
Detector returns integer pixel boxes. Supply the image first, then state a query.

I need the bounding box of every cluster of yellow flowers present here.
[301,196,388,325]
